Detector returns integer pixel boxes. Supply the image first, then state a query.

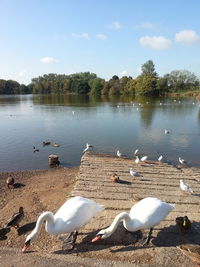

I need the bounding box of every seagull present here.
[180,179,193,194]
[135,156,140,164]
[164,129,170,134]
[117,150,122,157]
[134,149,139,155]
[83,143,92,153]
[141,155,148,162]
[86,143,92,148]
[158,155,163,163]
[130,168,140,177]
[179,157,187,165]
[72,111,75,115]
[33,146,39,152]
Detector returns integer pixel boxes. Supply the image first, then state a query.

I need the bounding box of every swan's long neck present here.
[105,212,131,236]
[29,212,55,241]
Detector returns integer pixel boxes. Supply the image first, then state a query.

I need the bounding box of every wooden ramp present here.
[69,151,200,264]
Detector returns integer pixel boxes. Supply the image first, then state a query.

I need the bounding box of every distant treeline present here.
[1,60,200,96]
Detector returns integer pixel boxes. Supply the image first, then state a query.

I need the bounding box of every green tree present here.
[135,75,157,96]
[5,80,20,94]
[124,79,137,95]
[164,70,199,91]
[89,78,105,95]
[19,84,31,94]
[141,60,157,77]
[0,79,6,94]
[101,82,110,95]
[119,76,132,94]
[156,77,169,95]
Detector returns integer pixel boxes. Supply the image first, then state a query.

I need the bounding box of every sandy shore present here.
[0,167,79,251]
[0,166,195,266]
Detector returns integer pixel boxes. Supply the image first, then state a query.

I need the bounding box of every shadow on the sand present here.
[53,221,200,255]
[53,223,143,255]
[192,193,200,197]
[118,179,131,185]
[0,235,8,240]
[13,183,26,189]
[17,222,36,236]
[152,222,200,247]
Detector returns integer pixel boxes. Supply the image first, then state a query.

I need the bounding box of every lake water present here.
[1,94,200,172]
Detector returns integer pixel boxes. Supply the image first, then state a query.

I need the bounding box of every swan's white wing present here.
[127,197,174,231]
[51,196,104,234]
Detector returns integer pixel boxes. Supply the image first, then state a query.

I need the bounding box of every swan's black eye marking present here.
[25,239,31,246]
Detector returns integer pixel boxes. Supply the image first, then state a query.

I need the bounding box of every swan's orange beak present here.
[22,243,30,253]
[92,235,102,242]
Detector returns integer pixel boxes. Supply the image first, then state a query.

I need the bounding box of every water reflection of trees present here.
[32,94,92,106]
[0,95,32,105]
[135,96,197,128]
[31,94,198,127]
[32,94,136,107]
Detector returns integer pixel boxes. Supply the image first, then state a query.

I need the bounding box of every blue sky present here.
[1,0,200,84]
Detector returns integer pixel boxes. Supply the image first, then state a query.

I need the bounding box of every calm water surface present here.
[1,94,200,172]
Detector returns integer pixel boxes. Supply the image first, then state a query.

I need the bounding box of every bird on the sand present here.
[22,196,104,253]
[135,156,140,163]
[110,173,120,183]
[158,155,163,163]
[83,143,92,153]
[180,179,193,194]
[179,157,187,166]
[4,207,24,229]
[176,216,191,235]
[141,155,148,162]
[117,150,122,157]
[134,149,139,155]
[130,168,140,177]
[92,197,175,246]
[6,177,15,188]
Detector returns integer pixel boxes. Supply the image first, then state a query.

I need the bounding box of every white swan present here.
[22,196,104,252]
[92,197,175,245]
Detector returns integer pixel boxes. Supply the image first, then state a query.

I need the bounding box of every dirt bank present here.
[0,167,78,253]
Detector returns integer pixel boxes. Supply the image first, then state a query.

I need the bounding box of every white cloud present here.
[139,36,172,50]
[72,32,89,39]
[96,33,107,40]
[175,30,200,45]
[108,21,122,30]
[138,21,154,29]
[18,69,27,77]
[120,70,127,77]
[40,57,58,63]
